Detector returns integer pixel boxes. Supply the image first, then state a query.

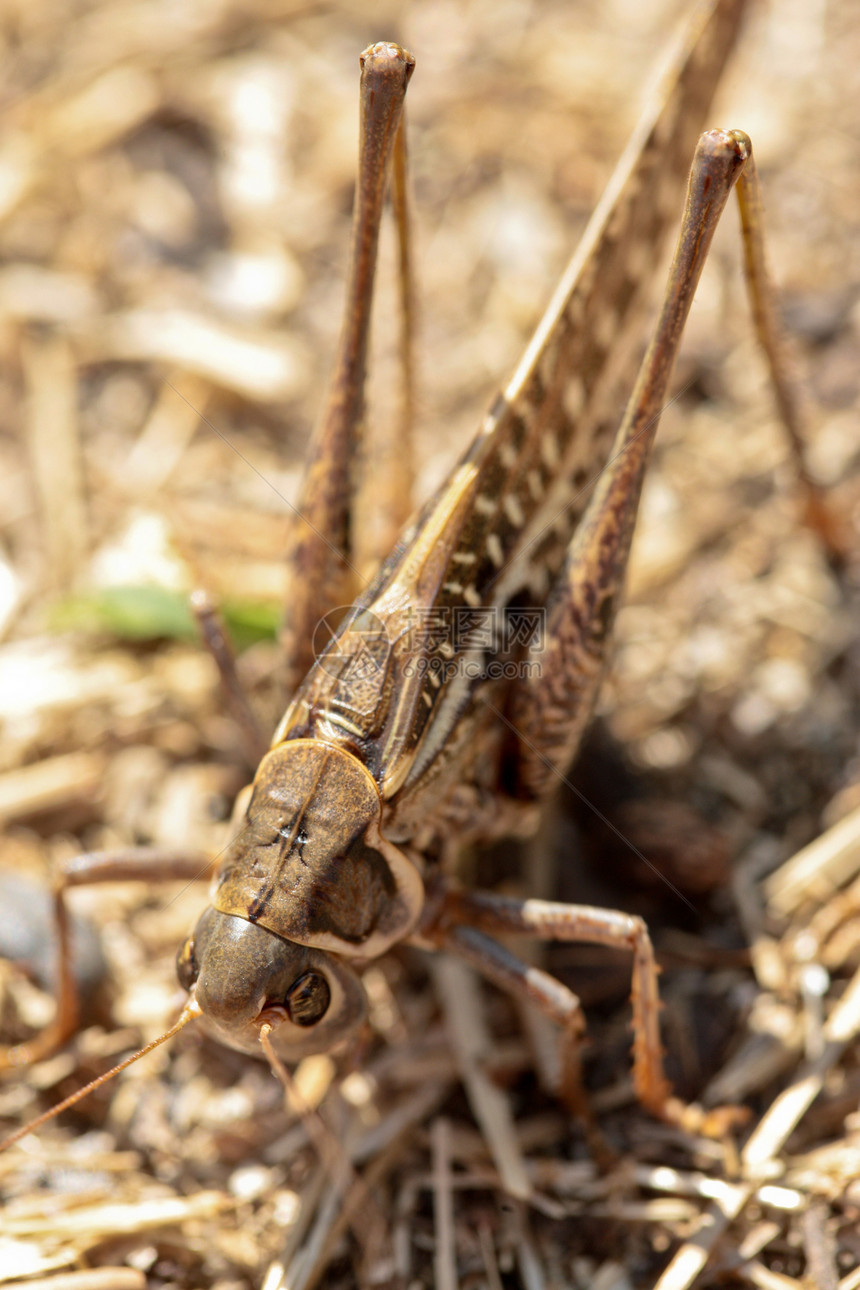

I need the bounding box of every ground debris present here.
[0,2,858,1288]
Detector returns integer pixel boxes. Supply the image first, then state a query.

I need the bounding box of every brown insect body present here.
[190,739,421,1058]
[179,0,752,1071]
[5,0,811,1139]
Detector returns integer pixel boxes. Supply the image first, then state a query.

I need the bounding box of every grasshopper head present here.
[177,906,367,1058]
[177,739,423,1058]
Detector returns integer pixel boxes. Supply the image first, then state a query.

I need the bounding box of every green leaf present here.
[50,585,279,651]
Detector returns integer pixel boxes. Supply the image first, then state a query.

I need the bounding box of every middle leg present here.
[421,886,670,1118]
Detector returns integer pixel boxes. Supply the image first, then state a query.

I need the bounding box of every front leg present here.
[0,847,212,1068]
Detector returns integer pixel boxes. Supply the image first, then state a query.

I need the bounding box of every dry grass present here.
[0,1,859,1287]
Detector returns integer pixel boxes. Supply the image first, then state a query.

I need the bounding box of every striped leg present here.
[422,888,669,1118]
[423,886,748,1134]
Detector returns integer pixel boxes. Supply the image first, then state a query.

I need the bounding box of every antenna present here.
[259,1013,386,1263]
[0,997,201,1152]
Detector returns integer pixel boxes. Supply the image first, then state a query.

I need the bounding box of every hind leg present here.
[280,44,416,694]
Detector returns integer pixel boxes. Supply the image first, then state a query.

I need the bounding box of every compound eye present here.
[285,971,331,1027]
[176,937,198,991]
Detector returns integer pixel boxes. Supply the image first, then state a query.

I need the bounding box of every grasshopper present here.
[0,0,828,1156]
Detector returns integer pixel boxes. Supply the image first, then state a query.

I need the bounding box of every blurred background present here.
[0,0,858,1286]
